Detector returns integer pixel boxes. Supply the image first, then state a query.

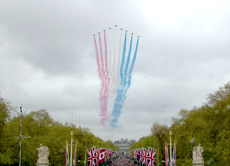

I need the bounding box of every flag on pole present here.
[172,144,177,166]
[99,148,106,163]
[137,149,140,161]
[130,150,134,158]
[146,148,151,166]
[165,144,169,166]
[141,148,147,165]
[106,149,110,159]
[73,143,77,166]
[96,148,100,164]
[109,150,112,159]
[134,149,137,160]
[87,147,97,166]
[66,141,69,166]
[146,147,157,166]
[139,148,142,162]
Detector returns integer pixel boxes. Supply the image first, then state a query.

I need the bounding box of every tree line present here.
[0,94,117,166]
[128,82,230,166]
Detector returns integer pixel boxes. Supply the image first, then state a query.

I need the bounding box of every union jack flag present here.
[146,148,151,166]
[139,148,142,162]
[87,147,97,166]
[137,149,140,161]
[134,149,137,160]
[146,147,157,166]
[141,148,147,165]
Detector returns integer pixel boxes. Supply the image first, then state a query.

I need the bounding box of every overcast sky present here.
[0,0,230,142]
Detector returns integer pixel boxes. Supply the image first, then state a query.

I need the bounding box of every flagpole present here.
[75,143,78,166]
[65,140,67,166]
[157,137,159,166]
[19,106,22,166]
[84,142,86,166]
[170,130,172,166]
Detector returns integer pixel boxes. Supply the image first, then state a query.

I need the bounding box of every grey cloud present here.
[1,0,230,141]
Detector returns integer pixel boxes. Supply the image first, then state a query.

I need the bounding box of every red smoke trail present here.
[99,33,111,127]
[99,34,105,80]
[94,32,111,127]
[104,31,109,80]
[99,31,111,126]
[98,34,106,117]
[94,36,104,118]
[94,36,102,80]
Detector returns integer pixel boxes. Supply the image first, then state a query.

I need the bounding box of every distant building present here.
[114,138,135,155]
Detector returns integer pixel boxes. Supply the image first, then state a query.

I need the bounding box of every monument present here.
[193,144,204,166]
[36,144,49,166]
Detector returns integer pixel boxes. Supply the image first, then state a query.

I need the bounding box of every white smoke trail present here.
[116,28,123,90]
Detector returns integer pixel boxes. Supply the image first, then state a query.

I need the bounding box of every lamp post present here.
[17,106,30,166]
[169,130,172,166]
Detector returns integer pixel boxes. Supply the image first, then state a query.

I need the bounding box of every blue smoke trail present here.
[116,34,133,114]
[116,34,133,113]
[110,36,139,128]
[116,37,139,116]
[126,37,139,88]
[123,34,133,86]
[119,32,127,82]
[121,37,139,102]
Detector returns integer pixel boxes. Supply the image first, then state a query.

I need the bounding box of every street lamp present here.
[17,106,30,166]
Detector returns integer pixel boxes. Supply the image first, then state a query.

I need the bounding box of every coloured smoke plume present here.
[93,26,139,128]
[110,32,139,128]
[94,31,110,127]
